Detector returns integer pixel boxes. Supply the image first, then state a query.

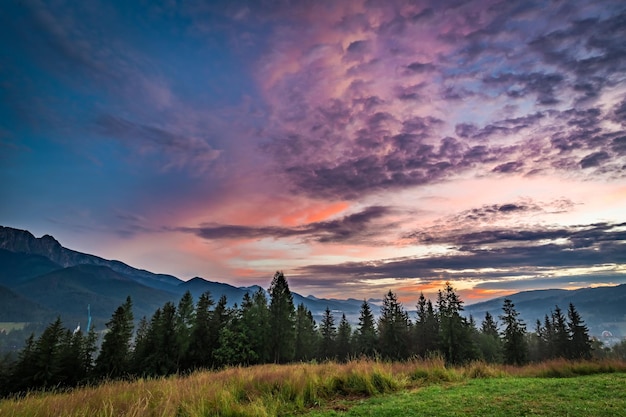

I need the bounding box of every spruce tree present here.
[187,291,214,369]
[268,271,296,363]
[551,305,569,358]
[378,290,410,360]
[319,307,337,360]
[567,303,592,360]
[32,317,64,388]
[176,291,195,370]
[336,314,352,362]
[477,311,502,363]
[437,282,476,364]
[294,303,318,361]
[354,300,377,357]
[95,296,134,379]
[500,299,527,365]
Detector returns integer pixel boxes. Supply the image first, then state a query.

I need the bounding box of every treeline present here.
[0,273,597,396]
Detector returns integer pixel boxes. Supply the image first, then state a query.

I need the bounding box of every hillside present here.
[465,284,626,336]
[0,225,625,337]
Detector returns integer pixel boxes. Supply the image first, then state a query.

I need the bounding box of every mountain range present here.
[1,225,624,337]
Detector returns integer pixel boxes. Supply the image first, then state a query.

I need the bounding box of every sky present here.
[1,0,625,304]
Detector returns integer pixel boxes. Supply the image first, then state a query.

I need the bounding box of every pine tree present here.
[378,290,411,360]
[10,333,36,392]
[551,305,569,358]
[95,296,134,379]
[567,303,592,360]
[244,289,271,364]
[208,295,230,367]
[437,282,476,364]
[294,303,318,361]
[176,291,195,370]
[477,311,502,363]
[187,291,214,369]
[268,271,296,363]
[32,317,64,388]
[500,299,527,365]
[319,307,337,360]
[414,293,439,357]
[354,300,377,357]
[336,314,352,362]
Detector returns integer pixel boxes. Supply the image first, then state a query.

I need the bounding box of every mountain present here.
[12,264,177,323]
[1,225,625,337]
[465,285,626,337]
[0,284,52,322]
[0,226,182,291]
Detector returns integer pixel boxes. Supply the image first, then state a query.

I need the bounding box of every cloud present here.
[178,206,395,244]
[296,222,626,283]
[95,114,221,171]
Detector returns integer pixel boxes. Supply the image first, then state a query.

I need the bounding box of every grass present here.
[1,358,625,417]
[305,374,626,416]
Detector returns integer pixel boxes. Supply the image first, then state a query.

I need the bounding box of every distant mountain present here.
[1,225,625,337]
[0,226,363,325]
[0,226,182,291]
[465,285,626,337]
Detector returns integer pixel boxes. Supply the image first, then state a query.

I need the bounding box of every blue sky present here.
[1,0,625,302]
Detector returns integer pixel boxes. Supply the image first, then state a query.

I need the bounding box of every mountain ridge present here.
[0,225,624,336]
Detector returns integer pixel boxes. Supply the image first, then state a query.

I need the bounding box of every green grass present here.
[304,373,626,417]
[2,359,626,417]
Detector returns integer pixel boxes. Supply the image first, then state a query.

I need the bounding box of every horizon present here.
[1,0,625,304]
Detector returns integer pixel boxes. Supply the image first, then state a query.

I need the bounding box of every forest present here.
[0,271,610,397]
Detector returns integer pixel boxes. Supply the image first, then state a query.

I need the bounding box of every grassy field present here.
[1,359,625,417]
[306,373,626,416]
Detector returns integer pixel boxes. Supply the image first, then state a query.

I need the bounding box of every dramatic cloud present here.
[2,0,625,302]
[179,206,394,244]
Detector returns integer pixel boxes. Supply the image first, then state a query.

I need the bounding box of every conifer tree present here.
[176,291,195,370]
[294,303,318,361]
[208,295,230,367]
[378,290,411,360]
[32,317,64,387]
[95,296,134,379]
[477,311,502,363]
[354,300,377,357]
[244,289,271,364]
[437,282,476,364]
[268,271,296,363]
[336,314,352,362]
[500,299,527,365]
[567,303,592,360]
[187,291,214,368]
[319,307,337,360]
[551,305,569,358]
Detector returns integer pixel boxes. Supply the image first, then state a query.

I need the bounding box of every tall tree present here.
[336,314,352,362]
[268,271,296,363]
[245,289,272,364]
[95,296,134,379]
[567,303,592,360]
[187,291,214,369]
[500,299,528,365]
[176,291,196,370]
[551,305,569,358]
[32,317,64,388]
[477,311,502,363]
[294,303,318,361]
[437,282,476,364]
[318,307,337,360]
[354,300,377,357]
[378,290,411,360]
[414,293,439,357]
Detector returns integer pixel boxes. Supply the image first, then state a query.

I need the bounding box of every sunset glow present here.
[1,0,625,303]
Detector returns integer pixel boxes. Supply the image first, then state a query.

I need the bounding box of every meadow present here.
[1,358,626,417]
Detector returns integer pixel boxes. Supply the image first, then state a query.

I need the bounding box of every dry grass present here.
[1,358,625,417]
